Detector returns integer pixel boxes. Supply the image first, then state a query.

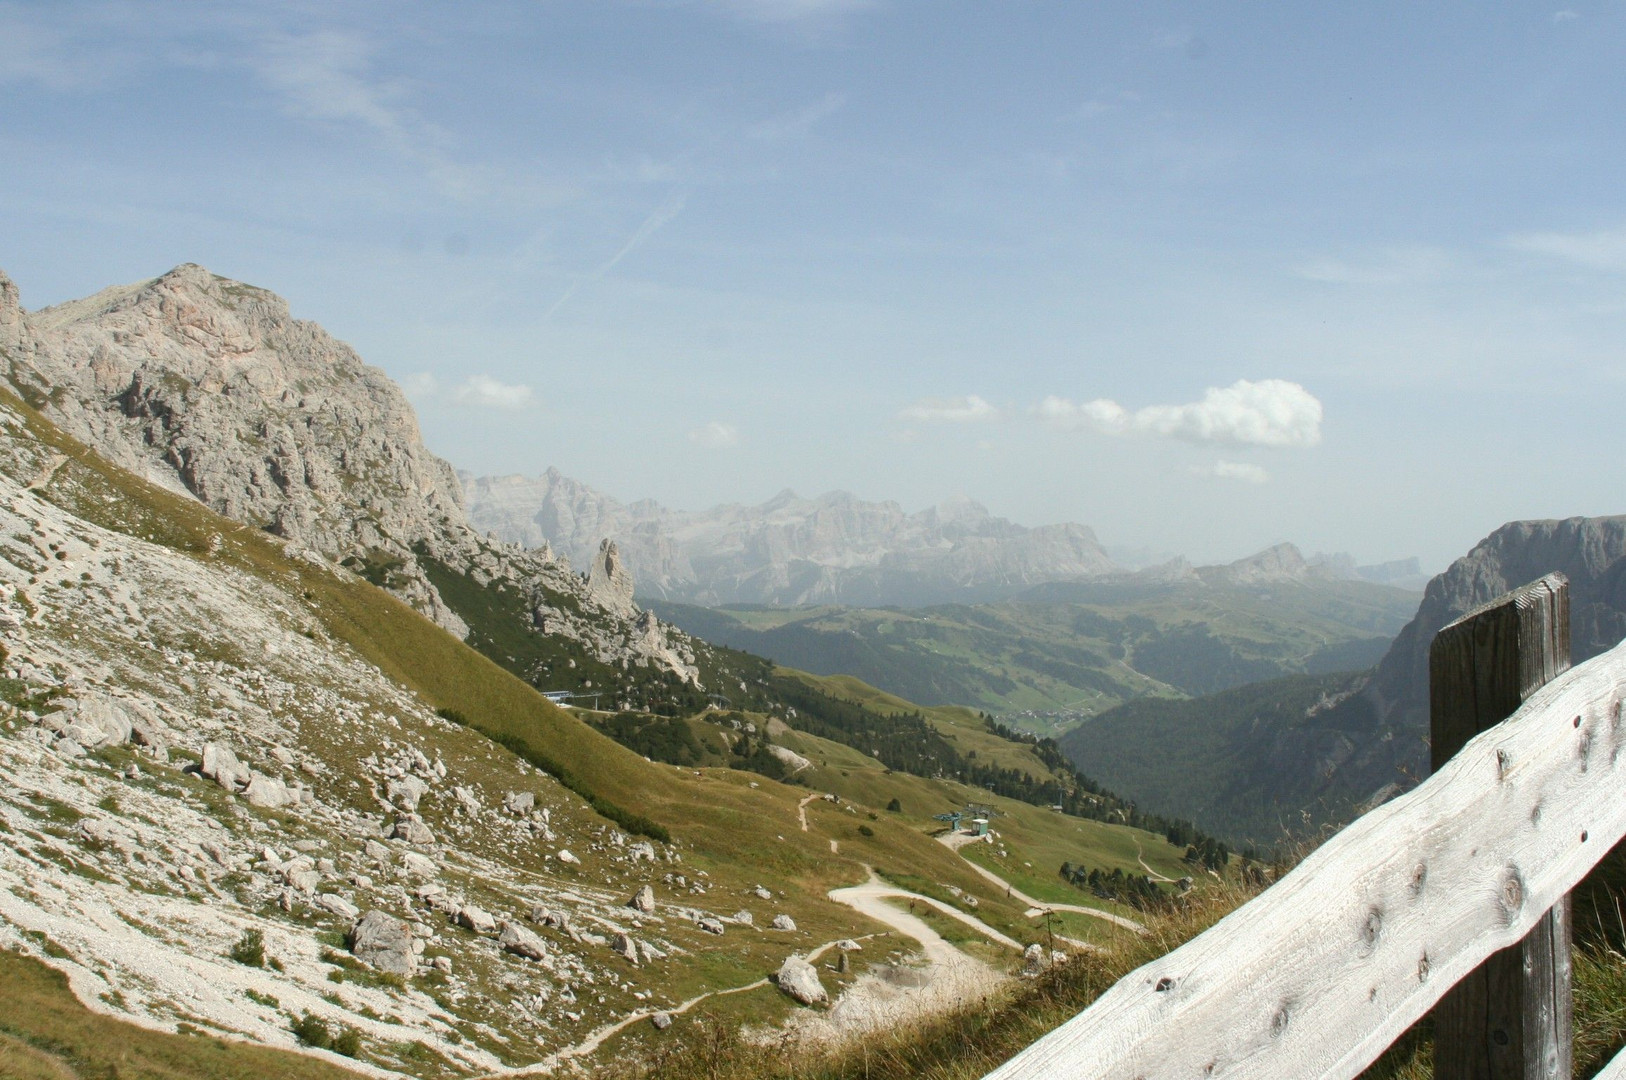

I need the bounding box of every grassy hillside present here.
[651,579,1416,736]
[0,383,1219,1076]
[1057,670,1425,849]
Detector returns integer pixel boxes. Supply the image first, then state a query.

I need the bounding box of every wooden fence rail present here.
[984,574,1626,1080]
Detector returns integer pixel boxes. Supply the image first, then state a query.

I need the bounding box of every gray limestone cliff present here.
[0,264,697,685]
[1369,515,1626,742]
[463,470,1117,607]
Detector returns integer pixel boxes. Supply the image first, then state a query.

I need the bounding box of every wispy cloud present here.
[688,420,739,448]
[1199,460,1270,484]
[1507,226,1626,271]
[1295,247,1452,286]
[749,92,846,141]
[1553,9,1580,22]
[453,375,534,409]
[1037,379,1323,448]
[708,0,875,23]
[400,372,439,399]
[543,192,689,320]
[898,394,1000,423]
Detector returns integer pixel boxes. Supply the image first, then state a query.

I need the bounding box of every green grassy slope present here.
[1057,669,1423,848]
[0,951,372,1080]
[651,580,1417,736]
[0,384,1220,1076]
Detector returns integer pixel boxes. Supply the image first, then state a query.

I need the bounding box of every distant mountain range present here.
[464,469,1428,606]
[1059,515,1626,847]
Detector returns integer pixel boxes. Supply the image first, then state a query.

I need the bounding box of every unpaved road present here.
[828,870,1022,963]
[937,834,1147,933]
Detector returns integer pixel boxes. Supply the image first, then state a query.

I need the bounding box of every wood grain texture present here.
[1430,573,1572,1080]
[981,637,1626,1080]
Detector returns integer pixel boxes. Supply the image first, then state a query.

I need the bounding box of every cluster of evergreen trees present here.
[1058,862,1170,911]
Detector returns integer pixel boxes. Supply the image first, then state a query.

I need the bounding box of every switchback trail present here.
[936,834,1147,934]
[828,870,1022,962]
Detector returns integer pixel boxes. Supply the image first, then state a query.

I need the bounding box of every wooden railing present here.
[984,574,1626,1080]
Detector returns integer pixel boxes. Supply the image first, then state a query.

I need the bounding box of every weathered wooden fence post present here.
[1430,573,1573,1080]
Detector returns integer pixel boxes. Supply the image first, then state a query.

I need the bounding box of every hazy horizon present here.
[5,2,1625,569]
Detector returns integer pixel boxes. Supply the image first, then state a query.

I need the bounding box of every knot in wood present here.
[1270,1004,1290,1038]
[1417,953,1431,983]
[1502,870,1524,911]
[1361,909,1382,949]
[1154,976,1175,992]
[1495,748,1509,779]
[1410,863,1427,896]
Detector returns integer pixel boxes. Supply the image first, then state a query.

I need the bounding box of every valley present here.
[650,569,1415,736]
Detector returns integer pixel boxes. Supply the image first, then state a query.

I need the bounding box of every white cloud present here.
[898,394,1000,424]
[1199,460,1270,484]
[1553,9,1579,21]
[1295,247,1452,285]
[709,0,874,23]
[400,372,438,398]
[453,375,533,409]
[749,92,846,141]
[688,420,739,448]
[1037,379,1323,448]
[1507,226,1626,271]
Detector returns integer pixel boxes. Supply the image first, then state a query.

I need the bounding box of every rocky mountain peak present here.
[588,538,637,617]
[1369,515,1626,731]
[2,263,700,687]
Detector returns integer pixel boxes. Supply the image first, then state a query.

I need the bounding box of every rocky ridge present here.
[0,383,888,1072]
[0,264,697,686]
[463,470,1116,607]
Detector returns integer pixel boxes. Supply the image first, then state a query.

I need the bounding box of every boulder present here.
[629,885,656,913]
[70,694,132,747]
[650,1012,673,1031]
[456,905,497,935]
[393,815,435,846]
[350,910,416,975]
[629,841,656,862]
[835,939,862,952]
[730,910,754,926]
[498,920,548,961]
[637,939,665,964]
[697,917,725,936]
[242,773,295,808]
[363,839,391,862]
[287,869,321,893]
[387,775,428,811]
[612,932,639,965]
[556,849,580,865]
[751,886,772,901]
[318,893,360,920]
[502,791,534,814]
[772,914,796,931]
[776,955,828,1006]
[201,743,250,790]
[1021,943,1048,976]
[400,851,438,878]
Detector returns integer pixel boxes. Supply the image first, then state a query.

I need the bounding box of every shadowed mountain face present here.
[1059,515,1626,847]
[463,469,1117,607]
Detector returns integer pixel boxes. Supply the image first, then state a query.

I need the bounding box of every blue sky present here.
[3,1,1624,568]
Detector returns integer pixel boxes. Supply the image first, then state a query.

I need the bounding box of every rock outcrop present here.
[350,910,417,975]
[464,470,1117,606]
[1368,516,1626,746]
[775,954,827,1005]
[0,265,699,686]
